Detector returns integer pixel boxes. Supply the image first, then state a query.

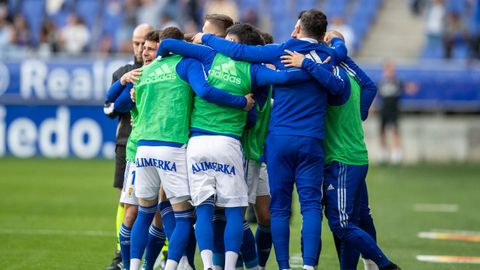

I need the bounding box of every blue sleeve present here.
[330,37,348,65]
[328,68,351,105]
[301,58,346,95]
[246,86,270,128]
[252,86,270,109]
[178,58,247,109]
[114,83,135,112]
[202,33,282,63]
[157,39,216,71]
[106,80,125,102]
[251,64,311,88]
[342,57,377,120]
[245,108,257,128]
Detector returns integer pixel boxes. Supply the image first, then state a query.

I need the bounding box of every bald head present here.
[132,24,154,63]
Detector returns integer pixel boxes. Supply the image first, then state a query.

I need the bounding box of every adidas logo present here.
[143,63,177,83]
[210,61,242,85]
[327,184,335,191]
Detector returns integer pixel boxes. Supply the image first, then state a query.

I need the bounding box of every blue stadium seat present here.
[446,0,467,14]
[452,43,469,59]
[296,0,319,13]
[101,1,124,51]
[76,0,100,30]
[421,40,443,59]
[21,0,45,45]
[324,0,348,17]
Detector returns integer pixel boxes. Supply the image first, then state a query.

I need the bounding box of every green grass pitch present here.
[1,158,479,269]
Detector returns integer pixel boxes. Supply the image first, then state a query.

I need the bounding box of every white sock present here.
[130,258,141,270]
[362,258,379,270]
[213,266,223,270]
[303,265,315,270]
[165,259,179,270]
[201,249,214,270]
[224,251,239,270]
[259,267,266,270]
[391,150,403,164]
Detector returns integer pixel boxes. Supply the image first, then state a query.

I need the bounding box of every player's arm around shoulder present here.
[200,33,282,64]
[280,49,345,94]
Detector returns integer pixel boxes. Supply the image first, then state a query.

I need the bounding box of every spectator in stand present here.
[425,0,446,50]
[243,8,259,27]
[12,14,31,48]
[471,0,480,59]
[59,14,90,55]
[136,0,165,27]
[177,0,200,34]
[204,0,239,22]
[443,11,470,59]
[0,4,14,57]
[159,11,180,29]
[329,16,355,53]
[117,0,139,53]
[38,19,59,57]
[409,0,426,16]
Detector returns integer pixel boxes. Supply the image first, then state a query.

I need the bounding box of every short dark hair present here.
[298,9,328,41]
[145,30,160,42]
[205,13,234,37]
[184,32,195,42]
[261,32,274,44]
[226,23,265,46]
[159,26,184,41]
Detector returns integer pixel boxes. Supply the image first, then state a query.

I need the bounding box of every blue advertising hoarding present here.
[0,105,117,158]
[0,58,129,158]
[1,58,480,158]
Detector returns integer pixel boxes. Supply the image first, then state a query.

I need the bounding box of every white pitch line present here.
[417,255,480,264]
[290,254,303,268]
[413,203,458,213]
[0,228,115,237]
[431,229,480,235]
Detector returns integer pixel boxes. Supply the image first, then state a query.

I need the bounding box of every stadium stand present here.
[2,0,385,56]
[0,0,479,113]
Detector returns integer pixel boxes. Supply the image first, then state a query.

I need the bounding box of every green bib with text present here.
[134,55,193,144]
[190,53,251,136]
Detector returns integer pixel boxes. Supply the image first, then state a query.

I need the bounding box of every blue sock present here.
[224,207,244,253]
[185,225,197,268]
[213,209,226,267]
[271,209,291,269]
[159,201,175,240]
[255,225,272,267]
[236,254,244,268]
[195,196,215,252]
[301,207,323,267]
[131,204,157,260]
[119,224,131,269]
[168,208,195,262]
[143,224,166,270]
[241,220,258,268]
